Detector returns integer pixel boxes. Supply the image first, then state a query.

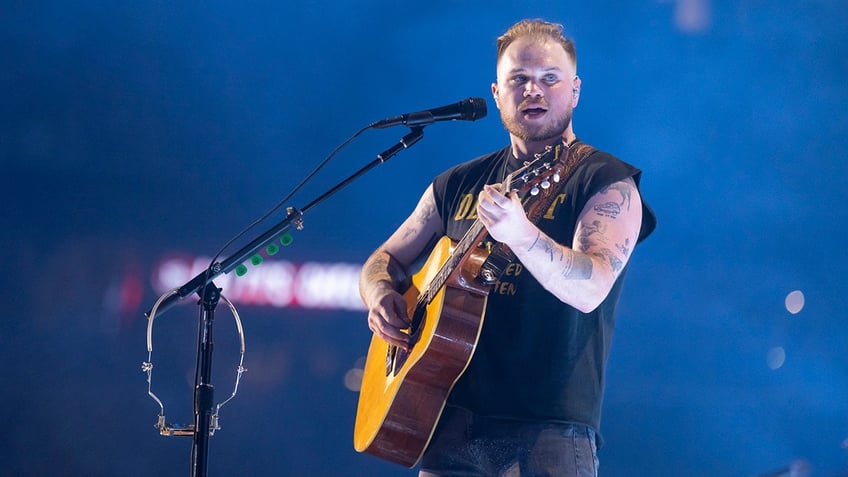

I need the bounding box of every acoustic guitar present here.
[354,143,575,467]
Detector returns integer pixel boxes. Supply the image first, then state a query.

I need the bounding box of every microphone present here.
[370,97,487,129]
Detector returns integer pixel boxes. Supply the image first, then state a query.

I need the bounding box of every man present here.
[359,18,656,477]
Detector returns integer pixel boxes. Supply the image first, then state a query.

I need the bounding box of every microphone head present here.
[371,97,489,129]
[462,97,488,121]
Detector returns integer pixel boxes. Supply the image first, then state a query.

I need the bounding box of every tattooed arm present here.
[477,177,643,313]
[359,184,444,349]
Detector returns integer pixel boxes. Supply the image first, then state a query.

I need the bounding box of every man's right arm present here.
[359,184,444,350]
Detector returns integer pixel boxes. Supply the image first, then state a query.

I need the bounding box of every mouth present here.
[520,104,548,118]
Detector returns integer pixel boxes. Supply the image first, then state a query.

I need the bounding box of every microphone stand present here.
[191,281,220,477]
[299,127,424,212]
[144,126,425,477]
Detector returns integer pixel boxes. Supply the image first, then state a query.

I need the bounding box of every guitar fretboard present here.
[420,218,487,306]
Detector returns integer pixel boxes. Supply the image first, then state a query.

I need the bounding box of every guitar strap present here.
[477,139,597,285]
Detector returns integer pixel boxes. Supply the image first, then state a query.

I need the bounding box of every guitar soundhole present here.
[384,346,397,377]
[384,345,408,377]
[410,302,426,338]
[393,349,408,377]
[384,303,426,377]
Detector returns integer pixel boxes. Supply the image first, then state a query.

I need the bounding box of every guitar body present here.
[354,236,491,467]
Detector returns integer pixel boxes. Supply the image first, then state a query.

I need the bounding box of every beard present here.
[500,104,572,143]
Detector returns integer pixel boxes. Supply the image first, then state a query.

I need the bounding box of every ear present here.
[491,82,500,109]
[571,75,582,108]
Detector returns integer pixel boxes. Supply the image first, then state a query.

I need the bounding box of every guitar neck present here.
[422,219,487,305]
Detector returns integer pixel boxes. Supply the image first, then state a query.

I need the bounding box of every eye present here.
[510,74,528,85]
[543,74,560,85]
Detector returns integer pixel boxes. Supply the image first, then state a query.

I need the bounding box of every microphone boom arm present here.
[144,207,304,318]
[144,127,425,319]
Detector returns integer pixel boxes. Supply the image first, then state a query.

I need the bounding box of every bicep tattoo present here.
[577,219,625,273]
[597,181,634,210]
[593,201,621,219]
[401,193,438,240]
[577,220,607,250]
[593,248,624,273]
[616,237,632,258]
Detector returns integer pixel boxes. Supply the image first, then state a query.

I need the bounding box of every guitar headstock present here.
[502,142,566,197]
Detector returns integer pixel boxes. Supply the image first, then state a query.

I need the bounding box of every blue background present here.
[2,1,847,475]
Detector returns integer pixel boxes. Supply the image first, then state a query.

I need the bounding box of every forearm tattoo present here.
[527,231,592,280]
[528,231,563,261]
[362,251,406,289]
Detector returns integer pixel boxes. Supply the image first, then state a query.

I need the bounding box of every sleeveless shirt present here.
[430,142,656,441]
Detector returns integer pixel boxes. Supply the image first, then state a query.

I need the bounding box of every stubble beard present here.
[501,108,572,143]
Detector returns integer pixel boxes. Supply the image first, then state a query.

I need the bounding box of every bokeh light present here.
[785,290,805,314]
[766,346,786,370]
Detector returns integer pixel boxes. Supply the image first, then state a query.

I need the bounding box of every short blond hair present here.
[496,19,577,67]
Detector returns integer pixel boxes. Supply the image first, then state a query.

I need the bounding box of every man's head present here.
[492,19,581,155]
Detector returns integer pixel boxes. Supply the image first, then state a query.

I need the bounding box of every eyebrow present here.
[506,66,563,75]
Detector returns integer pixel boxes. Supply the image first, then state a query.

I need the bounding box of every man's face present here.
[492,36,580,143]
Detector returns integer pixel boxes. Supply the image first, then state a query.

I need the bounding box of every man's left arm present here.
[477,177,643,313]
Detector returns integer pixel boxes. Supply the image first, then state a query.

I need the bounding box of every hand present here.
[476,184,537,249]
[365,283,411,351]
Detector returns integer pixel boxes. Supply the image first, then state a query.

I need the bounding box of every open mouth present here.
[521,106,547,118]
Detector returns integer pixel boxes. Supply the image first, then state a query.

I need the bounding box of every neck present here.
[510,130,576,161]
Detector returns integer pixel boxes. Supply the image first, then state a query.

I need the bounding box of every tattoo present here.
[616,238,632,258]
[537,235,564,262]
[362,253,390,285]
[528,231,592,280]
[401,195,437,240]
[594,248,624,273]
[416,197,437,224]
[577,220,607,250]
[599,181,633,210]
[562,251,593,279]
[362,251,406,288]
[526,231,542,252]
[593,201,621,219]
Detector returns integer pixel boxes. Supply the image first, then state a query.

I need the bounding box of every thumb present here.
[509,190,523,206]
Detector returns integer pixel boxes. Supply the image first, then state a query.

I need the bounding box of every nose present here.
[523,80,543,98]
